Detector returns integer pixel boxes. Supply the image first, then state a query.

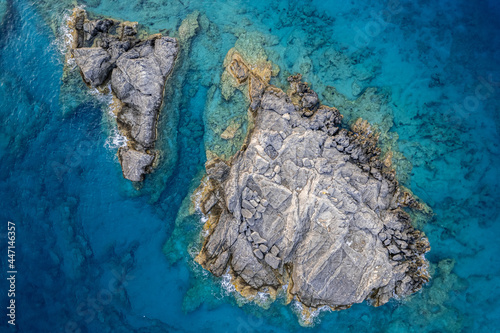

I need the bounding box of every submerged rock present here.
[196,54,430,311]
[68,9,179,182]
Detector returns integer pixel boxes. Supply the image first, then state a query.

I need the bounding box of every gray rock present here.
[241,209,253,219]
[73,48,113,87]
[259,244,269,253]
[118,147,154,182]
[264,253,281,269]
[201,191,218,215]
[83,19,113,39]
[71,10,179,182]
[242,200,254,211]
[392,254,403,261]
[196,73,430,310]
[387,244,400,254]
[253,248,264,260]
[302,91,319,111]
[251,231,266,245]
[395,239,408,248]
[256,204,266,213]
[238,222,247,234]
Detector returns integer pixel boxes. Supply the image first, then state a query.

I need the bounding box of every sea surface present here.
[0,0,499,332]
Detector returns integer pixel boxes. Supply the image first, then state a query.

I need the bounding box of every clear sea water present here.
[0,0,499,332]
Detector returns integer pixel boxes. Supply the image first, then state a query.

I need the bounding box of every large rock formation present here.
[69,9,179,181]
[195,53,430,311]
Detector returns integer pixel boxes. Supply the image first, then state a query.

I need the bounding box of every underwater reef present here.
[69,8,179,181]
[195,52,431,311]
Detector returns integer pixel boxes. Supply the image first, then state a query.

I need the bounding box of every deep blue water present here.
[0,0,499,332]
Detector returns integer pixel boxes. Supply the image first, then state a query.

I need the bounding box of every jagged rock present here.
[70,9,179,182]
[200,191,218,215]
[120,23,137,37]
[73,48,113,87]
[387,244,400,254]
[196,67,430,310]
[112,37,178,150]
[118,147,155,182]
[229,57,249,83]
[253,248,264,260]
[83,19,113,40]
[249,75,266,111]
[251,231,266,244]
[302,91,319,111]
[241,209,253,219]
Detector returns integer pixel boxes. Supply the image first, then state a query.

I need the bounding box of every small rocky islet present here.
[67,8,430,317]
[195,52,430,311]
[69,8,178,181]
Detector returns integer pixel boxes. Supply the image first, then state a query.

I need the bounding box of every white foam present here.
[104,128,128,150]
[291,300,331,327]
[218,270,236,298]
[253,291,272,305]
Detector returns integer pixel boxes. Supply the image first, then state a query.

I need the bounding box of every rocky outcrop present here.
[69,9,179,181]
[195,54,430,311]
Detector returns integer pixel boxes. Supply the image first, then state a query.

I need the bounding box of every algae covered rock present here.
[67,8,179,182]
[195,55,430,311]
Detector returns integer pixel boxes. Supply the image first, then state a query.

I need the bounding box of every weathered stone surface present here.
[253,248,264,260]
[73,47,113,87]
[70,9,179,182]
[118,147,155,182]
[196,64,430,310]
[83,19,113,40]
[264,253,280,269]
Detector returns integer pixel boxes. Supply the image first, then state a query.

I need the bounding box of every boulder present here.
[73,48,113,87]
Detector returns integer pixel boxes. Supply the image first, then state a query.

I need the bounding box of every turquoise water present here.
[0,0,499,332]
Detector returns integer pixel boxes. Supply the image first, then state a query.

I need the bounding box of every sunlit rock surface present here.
[68,8,178,181]
[196,54,431,310]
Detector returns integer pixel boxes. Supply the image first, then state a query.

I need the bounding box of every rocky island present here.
[68,9,179,181]
[195,52,431,311]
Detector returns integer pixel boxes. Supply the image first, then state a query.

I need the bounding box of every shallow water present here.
[0,0,499,332]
